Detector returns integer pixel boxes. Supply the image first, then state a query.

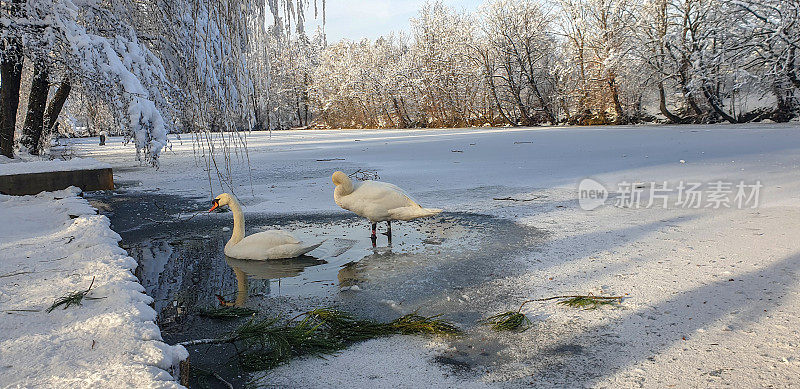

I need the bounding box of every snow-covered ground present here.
[0,187,187,388]
[0,157,110,176]
[66,123,800,387]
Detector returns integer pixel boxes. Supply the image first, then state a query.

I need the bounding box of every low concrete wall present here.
[0,168,114,195]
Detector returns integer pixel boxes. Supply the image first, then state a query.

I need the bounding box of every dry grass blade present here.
[46,277,103,313]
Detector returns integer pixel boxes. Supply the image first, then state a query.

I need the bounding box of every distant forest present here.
[1,0,798,163]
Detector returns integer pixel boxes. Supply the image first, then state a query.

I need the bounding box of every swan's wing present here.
[353,181,419,207]
[225,230,323,260]
[239,230,301,246]
[264,240,324,260]
[387,206,442,221]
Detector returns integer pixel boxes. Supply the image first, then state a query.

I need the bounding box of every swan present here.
[331,171,442,239]
[208,193,322,260]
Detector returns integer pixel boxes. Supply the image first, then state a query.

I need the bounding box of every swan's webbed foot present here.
[370,235,377,248]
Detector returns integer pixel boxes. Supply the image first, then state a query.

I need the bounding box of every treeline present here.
[307,0,799,128]
[2,0,798,164]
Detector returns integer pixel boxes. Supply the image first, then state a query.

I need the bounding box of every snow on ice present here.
[62,123,800,388]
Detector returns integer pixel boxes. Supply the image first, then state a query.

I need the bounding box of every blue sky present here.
[304,0,483,42]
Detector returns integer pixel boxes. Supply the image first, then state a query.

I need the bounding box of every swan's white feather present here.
[225,230,321,260]
[387,206,443,221]
[334,177,442,222]
[213,193,322,261]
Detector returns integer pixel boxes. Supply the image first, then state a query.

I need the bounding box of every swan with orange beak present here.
[209,193,322,260]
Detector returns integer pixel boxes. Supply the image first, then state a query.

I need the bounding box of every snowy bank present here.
[0,157,111,176]
[0,187,186,388]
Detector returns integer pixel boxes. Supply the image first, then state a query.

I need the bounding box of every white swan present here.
[331,171,442,238]
[208,193,322,260]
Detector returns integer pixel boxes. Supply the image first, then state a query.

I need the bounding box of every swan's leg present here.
[382,220,392,238]
[371,222,377,238]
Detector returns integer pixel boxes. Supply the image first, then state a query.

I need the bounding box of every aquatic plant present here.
[236,309,460,371]
[480,311,532,332]
[180,308,460,372]
[556,295,621,309]
[197,306,258,320]
[482,294,625,332]
[389,312,461,335]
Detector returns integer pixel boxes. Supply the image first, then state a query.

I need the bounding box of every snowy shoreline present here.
[0,157,111,176]
[0,187,186,388]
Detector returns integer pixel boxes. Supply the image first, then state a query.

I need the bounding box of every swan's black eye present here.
[212,199,219,206]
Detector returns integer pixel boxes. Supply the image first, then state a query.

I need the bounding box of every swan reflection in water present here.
[337,246,403,288]
[219,255,326,306]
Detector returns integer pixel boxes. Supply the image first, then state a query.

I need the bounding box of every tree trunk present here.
[480,52,513,126]
[391,97,408,128]
[0,39,24,158]
[608,74,625,124]
[771,83,795,122]
[520,46,556,124]
[251,94,262,131]
[41,78,71,146]
[0,0,25,158]
[20,63,50,155]
[678,60,703,117]
[702,85,737,124]
[658,82,684,123]
[787,46,800,91]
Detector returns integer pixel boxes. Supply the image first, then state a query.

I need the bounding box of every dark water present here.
[87,189,546,387]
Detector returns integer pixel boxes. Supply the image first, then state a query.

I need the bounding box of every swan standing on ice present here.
[331,171,442,240]
[208,193,322,260]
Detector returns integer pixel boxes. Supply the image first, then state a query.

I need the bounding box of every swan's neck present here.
[233,267,248,307]
[334,177,354,201]
[228,197,245,246]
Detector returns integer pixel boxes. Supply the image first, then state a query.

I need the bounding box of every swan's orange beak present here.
[208,199,219,212]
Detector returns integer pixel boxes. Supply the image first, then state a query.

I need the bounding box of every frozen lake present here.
[73,123,800,388]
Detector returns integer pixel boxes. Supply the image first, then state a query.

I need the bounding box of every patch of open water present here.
[87,189,546,387]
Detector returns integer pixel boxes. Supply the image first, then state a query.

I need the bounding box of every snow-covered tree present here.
[477,0,558,125]
[1,0,324,165]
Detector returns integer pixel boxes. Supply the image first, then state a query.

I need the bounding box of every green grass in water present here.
[197,307,258,320]
[229,308,459,371]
